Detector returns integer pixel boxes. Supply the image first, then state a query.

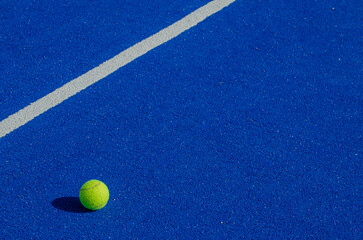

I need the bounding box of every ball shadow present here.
[52,197,93,213]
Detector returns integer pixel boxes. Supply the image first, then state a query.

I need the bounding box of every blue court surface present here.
[0,0,361,239]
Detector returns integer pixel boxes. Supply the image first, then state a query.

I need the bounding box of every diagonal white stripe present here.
[0,0,236,138]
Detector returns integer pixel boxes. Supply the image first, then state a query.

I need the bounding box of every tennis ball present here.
[79,179,109,210]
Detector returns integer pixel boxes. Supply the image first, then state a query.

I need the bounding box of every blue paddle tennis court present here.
[0,0,361,239]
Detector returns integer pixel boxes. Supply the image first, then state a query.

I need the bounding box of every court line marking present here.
[0,0,236,139]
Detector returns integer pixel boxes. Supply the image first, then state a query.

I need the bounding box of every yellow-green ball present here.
[79,180,109,210]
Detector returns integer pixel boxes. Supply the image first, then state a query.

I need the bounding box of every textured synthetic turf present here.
[0,0,361,239]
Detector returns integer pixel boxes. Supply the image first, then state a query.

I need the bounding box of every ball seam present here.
[80,182,101,191]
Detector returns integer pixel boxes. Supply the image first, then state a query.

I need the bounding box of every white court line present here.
[0,0,235,139]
